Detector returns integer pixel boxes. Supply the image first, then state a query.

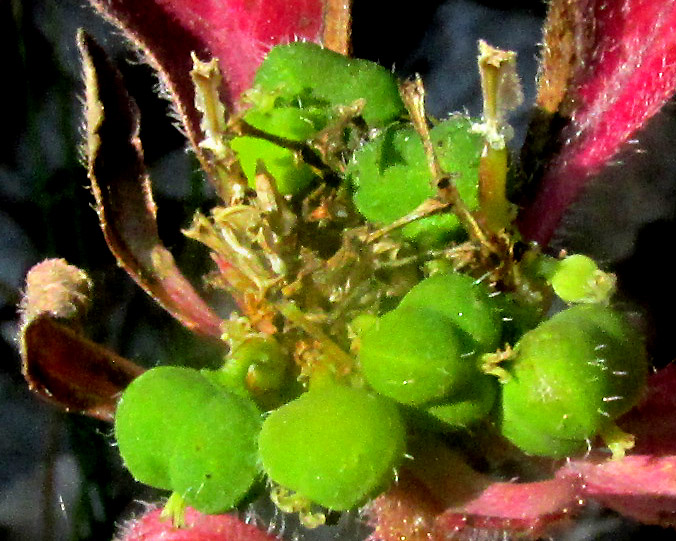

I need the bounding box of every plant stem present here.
[399,78,490,247]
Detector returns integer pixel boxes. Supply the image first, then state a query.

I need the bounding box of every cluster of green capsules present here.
[113,43,649,523]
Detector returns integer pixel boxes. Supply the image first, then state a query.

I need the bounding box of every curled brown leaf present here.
[79,30,225,339]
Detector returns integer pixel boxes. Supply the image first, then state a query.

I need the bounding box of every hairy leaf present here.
[79,31,224,338]
[519,0,676,246]
[116,506,279,540]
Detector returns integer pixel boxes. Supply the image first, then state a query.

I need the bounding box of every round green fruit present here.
[114,366,224,489]
[242,103,325,142]
[349,117,482,245]
[499,304,648,457]
[358,306,472,405]
[425,369,498,429]
[168,391,262,513]
[547,254,616,304]
[397,271,502,353]
[258,381,406,510]
[493,291,545,346]
[229,135,316,195]
[251,42,405,128]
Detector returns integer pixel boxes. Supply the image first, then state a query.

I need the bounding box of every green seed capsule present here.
[229,136,316,195]
[359,306,471,406]
[258,381,406,510]
[425,369,498,429]
[349,117,482,245]
[397,271,502,353]
[546,254,616,304]
[115,366,263,513]
[168,391,262,514]
[493,291,545,346]
[114,366,222,489]
[234,42,407,195]
[205,336,293,411]
[499,304,648,457]
[251,42,405,128]
[242,103,326,142]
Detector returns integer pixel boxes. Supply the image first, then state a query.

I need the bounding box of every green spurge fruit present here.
[397,271,502,352]
[229,136,316,195]
[359,271,501,426]
[168,391,262,513]
[499,304,648,457]
[545,253,616,304]
[493,291,545,347]
[358,306,472,406]
[349,117,483,245]
[425,367,498,429]
[204,336,293,410]
[241,101,326,142]
[115,366,221,489]
[258,380,406,510]
[250,42,405,129]
[233,42,405,195]
[114,366,262,512]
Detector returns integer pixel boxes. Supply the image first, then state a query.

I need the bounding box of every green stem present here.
[476,41,521,232]
[161,492,187,528]
[478,143,511,231]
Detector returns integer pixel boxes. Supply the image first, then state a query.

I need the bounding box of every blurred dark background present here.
[3,0,676,539]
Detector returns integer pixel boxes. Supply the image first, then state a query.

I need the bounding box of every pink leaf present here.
[519,0,676,246]
[368,442,581,540]
[370,365,676,539]
[563,455,676,526]
[369,461,583,541]
[117,507,279,541]
[435,477,583,539]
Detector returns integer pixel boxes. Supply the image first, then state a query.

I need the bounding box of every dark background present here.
[3,0,676,539]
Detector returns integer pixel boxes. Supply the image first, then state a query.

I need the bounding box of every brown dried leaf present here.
[536,0,593,115]
[367,472,443,541]
[79,31,224,339]
[21,315,144,422]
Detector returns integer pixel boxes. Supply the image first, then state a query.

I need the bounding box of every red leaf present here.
[117,507,279,541]
[519,0,676,246]
[369,458,583,541]
[434,477,582,539]
[370,364,676,539]
[368,442,581,541]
